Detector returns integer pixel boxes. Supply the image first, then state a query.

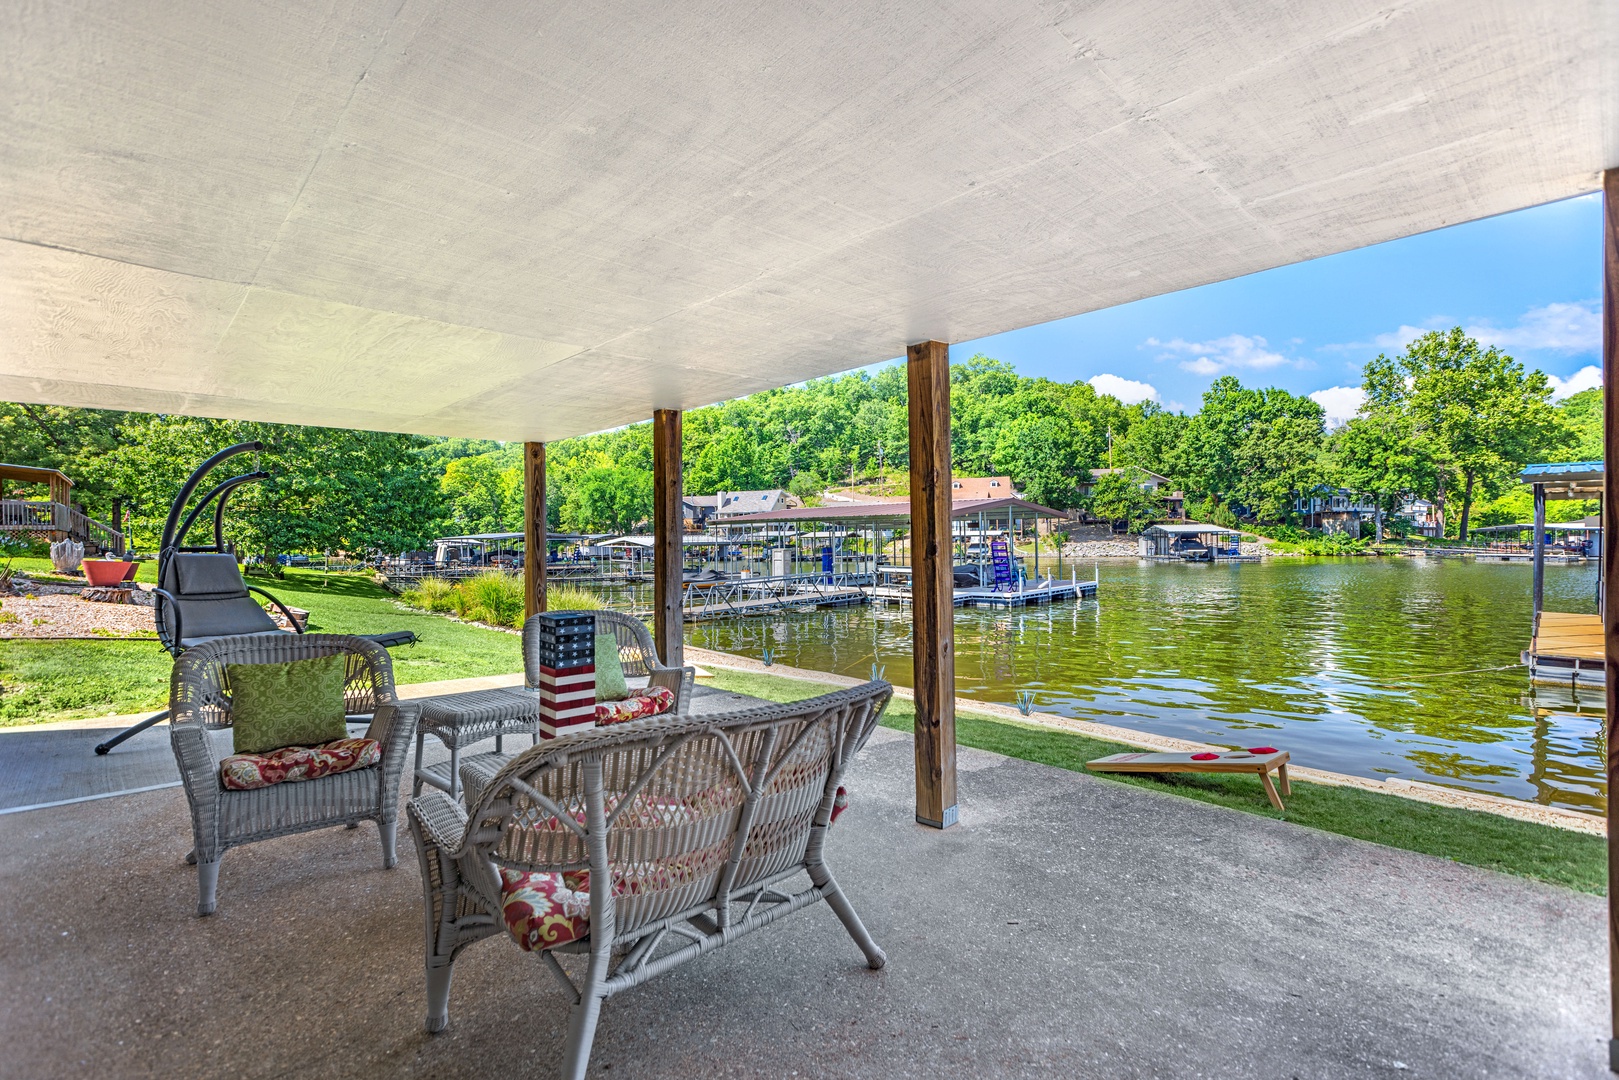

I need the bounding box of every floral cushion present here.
[831,785,849,824]
[219,738,381,791]
[499,867,592,951]
[593,684,675,726]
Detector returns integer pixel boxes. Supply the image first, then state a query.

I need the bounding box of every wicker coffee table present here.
[412,686,540,799]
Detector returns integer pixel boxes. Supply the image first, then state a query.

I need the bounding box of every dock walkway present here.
[1523,611,1604,686]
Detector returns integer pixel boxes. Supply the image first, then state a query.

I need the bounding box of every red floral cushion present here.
[831,785,849,824]
[499,867,592,951]
[219,738,381,791]
[593,685,675,726]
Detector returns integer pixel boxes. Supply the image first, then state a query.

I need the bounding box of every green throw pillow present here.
[595,633,629,702]
[228,654,350,755]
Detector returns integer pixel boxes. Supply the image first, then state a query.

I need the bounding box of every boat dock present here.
[869,577,1096,608]
[1523,611,1605,687]
[1513,462,1606,687]
[631,569,1097,620]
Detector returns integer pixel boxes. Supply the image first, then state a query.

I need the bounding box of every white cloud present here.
[1147,333,1298,375]
[1546,364,1602,400]
[1371,324,1431,352]
[1364,300,1600,356]
[1309,386,1366,429]
[1087,373,1160,405]
[1468,301,1600,353]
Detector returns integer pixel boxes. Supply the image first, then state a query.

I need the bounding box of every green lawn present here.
[0,566,524,724]
[702,668,1606,895]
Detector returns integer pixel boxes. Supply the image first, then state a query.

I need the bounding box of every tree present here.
[1178,377,1326,522]
[1555,387,1602,461]
[1086,469,1163,532]
[990,414,1082,508]
[1332,411,1434,543]
[93,415,444,563]
[1362,328,1566,541]
[440,448,522,534]
[559,464,652,534]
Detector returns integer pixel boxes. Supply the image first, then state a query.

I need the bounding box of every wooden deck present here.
[1524,611,1605,686]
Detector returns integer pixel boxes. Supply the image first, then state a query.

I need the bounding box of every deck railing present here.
[0,499,125,554]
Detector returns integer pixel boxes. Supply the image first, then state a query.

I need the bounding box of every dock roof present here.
[1141,523,1239,536]
[1519,462,1604,499]
[719,497,1064,525]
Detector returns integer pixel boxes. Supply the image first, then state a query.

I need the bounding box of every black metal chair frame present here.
[94,442,416,755]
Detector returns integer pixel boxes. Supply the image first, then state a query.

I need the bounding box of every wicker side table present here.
[412,686,539,799]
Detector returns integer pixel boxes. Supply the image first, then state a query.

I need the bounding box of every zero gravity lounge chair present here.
[93,442,418,755]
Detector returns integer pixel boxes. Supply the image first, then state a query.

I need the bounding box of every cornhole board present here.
[1085,749,1291,810]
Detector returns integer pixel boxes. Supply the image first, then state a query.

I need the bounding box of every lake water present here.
[683,557,1607,816]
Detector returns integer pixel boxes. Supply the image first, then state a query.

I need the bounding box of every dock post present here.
[1532,482,1546,643]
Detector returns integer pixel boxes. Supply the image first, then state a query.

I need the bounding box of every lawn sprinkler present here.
[1015,689,1036,716]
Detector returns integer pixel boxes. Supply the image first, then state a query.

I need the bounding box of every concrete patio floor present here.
[0,720,1606,1078]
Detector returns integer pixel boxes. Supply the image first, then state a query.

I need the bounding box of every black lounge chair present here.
[93,442,417,755]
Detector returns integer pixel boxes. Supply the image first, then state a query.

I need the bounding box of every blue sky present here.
[943,192,1604,426]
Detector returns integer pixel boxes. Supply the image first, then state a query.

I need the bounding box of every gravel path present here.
[0,592,156,639]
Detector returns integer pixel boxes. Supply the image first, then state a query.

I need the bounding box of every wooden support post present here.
[1532,481,1546,639]
[1602,167,1619,1075]
[907,340,957,829]
[523,442,547,620]
[653,409,684,669]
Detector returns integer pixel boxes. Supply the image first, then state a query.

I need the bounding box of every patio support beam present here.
[653,409,684,669]
[523,441,546,620]
[1602,166,1619,1075]
[907,340,958,829]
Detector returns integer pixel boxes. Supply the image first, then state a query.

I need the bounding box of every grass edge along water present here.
[701,667,1605,896]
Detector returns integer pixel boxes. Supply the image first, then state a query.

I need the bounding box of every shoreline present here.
[683,645,1604,836]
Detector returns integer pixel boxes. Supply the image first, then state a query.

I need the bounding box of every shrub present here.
[545,585,606,611]
[460,571,525,628]
[401,575,458,613]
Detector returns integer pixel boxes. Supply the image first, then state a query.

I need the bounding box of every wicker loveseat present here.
[169,634,420,915]
[407,679,892,1079]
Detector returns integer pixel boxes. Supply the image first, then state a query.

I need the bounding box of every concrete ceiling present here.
[2,1,1614,441]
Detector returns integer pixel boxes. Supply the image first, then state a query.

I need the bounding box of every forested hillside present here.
[0,328,1599,551]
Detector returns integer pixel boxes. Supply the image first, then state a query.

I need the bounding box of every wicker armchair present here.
[523,610,695,713]
[169,634,420,915]
[407,680,892,1079]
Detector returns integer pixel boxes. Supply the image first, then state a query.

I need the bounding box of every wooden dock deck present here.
[1523,611,1605,686]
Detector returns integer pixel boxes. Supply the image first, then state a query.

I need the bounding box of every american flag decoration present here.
[533,611,597,738]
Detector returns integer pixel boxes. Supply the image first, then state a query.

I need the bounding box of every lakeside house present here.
[1294,487,1378,536]
[1080,467,1187,521]
[713,489,800,519]
[1395,498,1443,537]
[948,476,1017,500]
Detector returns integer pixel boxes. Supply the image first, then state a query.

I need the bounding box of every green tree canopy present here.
[1362,328,1566,540]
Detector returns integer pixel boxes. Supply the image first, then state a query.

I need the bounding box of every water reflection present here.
[684,557,1606,815]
